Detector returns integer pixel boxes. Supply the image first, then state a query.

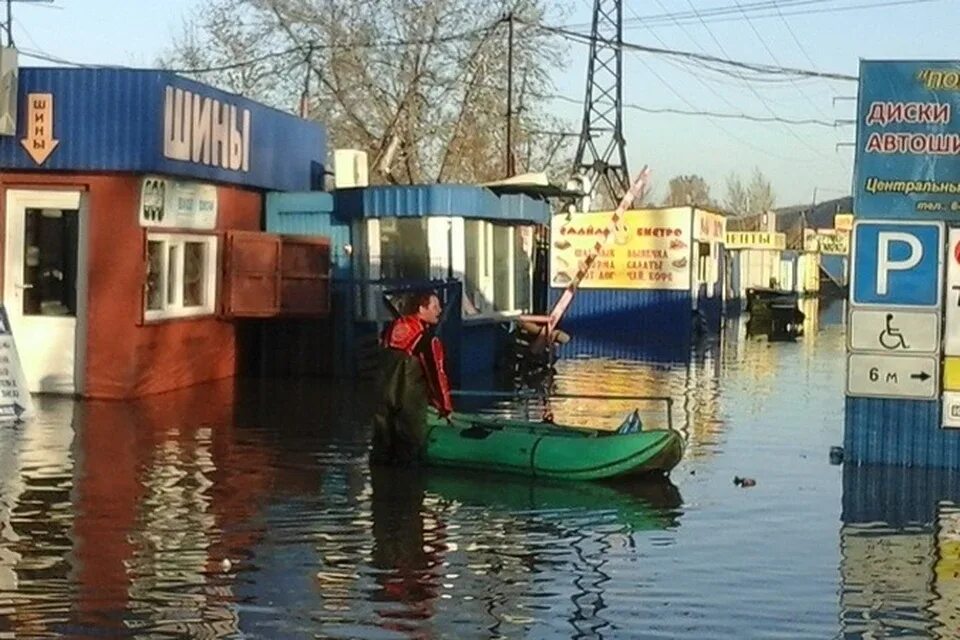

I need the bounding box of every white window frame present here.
[144,232,218,322]
[453,218,535,320]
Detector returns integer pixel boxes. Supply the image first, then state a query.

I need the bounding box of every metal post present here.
[6,0,11,47]
[505,12,515,177]
[300,46,314,119]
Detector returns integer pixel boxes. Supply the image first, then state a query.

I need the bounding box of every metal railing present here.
[451,389,674,431]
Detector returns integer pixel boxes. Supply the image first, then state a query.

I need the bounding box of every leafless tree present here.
[161,0,575,185]
[662,174,716,208]
[724,167,776,218]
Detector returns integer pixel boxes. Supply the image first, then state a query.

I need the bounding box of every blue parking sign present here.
[851,220,943,308]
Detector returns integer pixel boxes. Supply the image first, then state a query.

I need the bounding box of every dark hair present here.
[405,291,439,314]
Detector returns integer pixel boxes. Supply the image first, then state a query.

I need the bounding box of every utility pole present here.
[299,45,314,119]
[3,1,56,49]
[505,12,515,177]
[573,0,629,208]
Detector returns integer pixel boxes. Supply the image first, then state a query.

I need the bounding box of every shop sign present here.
[550,209,692,290]
[816,229,850,255]
[694,210,726,243]
[139,176,218,230]
[725,231,786,250]
[163,85,251,173]
[835,213,854,232]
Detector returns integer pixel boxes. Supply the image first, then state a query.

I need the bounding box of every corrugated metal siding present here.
[844,397,960,468]
[0,67,326,191]
[498,193,551,224]
[334,184,550,224]
[265,192,351,278]
[549,288,694,334]
[556,331,693,363]
[841,464,960,526]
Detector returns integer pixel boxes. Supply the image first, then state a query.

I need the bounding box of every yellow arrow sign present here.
[20,93,59,166]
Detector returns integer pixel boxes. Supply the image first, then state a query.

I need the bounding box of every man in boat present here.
[371,291,454,466]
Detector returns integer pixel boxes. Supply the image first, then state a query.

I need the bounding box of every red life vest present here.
[383,315,453,416]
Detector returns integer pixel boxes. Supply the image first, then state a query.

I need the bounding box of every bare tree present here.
[724,168,775,218]
[161,0,575,185]
[662,174,715,208]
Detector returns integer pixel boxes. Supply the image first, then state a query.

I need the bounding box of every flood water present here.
[1,298,957,638]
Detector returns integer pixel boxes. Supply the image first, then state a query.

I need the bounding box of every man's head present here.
[411,292,442,325]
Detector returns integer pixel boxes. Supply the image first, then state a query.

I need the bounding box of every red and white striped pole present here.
[546,166,651,336]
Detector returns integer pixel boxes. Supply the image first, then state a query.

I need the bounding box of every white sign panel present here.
[944,391,960,429]
[139,176,218,230]
[945,228,960,356]
[0,306,33,422]
[849,308,941,354]
[847,353,939,400]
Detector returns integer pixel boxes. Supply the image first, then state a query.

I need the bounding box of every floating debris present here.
[829,446,845,466]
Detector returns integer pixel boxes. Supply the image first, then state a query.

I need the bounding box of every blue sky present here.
[13,0,960,207]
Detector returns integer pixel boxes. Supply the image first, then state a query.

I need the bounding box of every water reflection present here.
[0,397,74,638]
[840,464,960,639]
[0,306,862,638]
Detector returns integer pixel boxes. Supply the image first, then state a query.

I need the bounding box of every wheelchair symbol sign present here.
[848,308,940,355]
[878,313,910,350]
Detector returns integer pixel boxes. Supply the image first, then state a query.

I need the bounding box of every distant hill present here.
[775,196,852,232]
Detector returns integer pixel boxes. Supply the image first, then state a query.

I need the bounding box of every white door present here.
[4,190,86,394]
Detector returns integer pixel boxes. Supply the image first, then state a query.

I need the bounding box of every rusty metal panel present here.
[223,231,281,318]
[280,236,331,317]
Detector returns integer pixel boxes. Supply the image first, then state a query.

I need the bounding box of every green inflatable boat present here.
[424,410,684,481]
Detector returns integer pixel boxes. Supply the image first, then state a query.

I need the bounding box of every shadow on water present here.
[840,464,960,640]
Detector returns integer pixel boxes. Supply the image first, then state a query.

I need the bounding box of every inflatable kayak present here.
[423,410,683,481]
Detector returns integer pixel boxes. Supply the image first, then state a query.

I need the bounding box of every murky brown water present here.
[1,299,958,638]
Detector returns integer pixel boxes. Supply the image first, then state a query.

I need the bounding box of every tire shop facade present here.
[0,66,331,399]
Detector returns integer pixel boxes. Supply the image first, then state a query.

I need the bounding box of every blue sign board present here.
[851,220,943,307]
[0,68,327,192]
[855,60,960,220]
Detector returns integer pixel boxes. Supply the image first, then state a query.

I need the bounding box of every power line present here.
[566,0,945,30]
[617,0,824,163]
[524,19,857,81]
[728,0,835,123]
[679,0,835,163]
[569,0,840,29]
[628,0,943,29]
[548,90,836,126]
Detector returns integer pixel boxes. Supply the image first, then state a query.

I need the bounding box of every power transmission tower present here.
[572,0,629,209]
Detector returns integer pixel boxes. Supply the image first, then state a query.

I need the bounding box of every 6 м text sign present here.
[847,353,939,400]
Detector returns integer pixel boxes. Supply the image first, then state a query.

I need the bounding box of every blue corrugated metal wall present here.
[333,184,550,224]
[1,68,326,191]
[556,331,693,363]
[549,288,693,334]
[844,397,960,469]
[265,192,350,277]
[841,463,960,526]
[547,288,697,363]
